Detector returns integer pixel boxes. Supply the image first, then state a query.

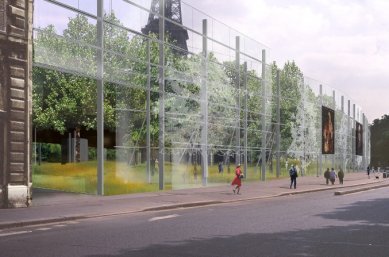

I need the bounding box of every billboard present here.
[322,106,335,154]
[356,121,363,156]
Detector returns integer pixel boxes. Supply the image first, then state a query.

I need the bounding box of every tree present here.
[271,61,304,161]
[33,13,128,162]
[370,115,389,167]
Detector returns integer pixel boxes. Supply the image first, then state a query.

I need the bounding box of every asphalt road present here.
[1,187,389,257]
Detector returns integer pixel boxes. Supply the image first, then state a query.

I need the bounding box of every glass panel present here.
[32,72,97,194]
[34,1,97,78]
[32,0,370,195]
[33,0,98,194]
[54,0,97,16]
[110,0,150,35]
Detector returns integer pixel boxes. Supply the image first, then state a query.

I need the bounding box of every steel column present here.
[332,90,335,169]
[341,95,345,172]
[319,84,323,177]
[276,69,281,178]
[362,113,367,169]
[352,104,356,172]
[235,36,241,166]
[301,78,306,176]
[201,19,208,186]
[243,62,248,177]
[97,0,104,195]
[347,100,351,171]
[146,39,151,183]
[261,49,266,181]
[158,0,165,190]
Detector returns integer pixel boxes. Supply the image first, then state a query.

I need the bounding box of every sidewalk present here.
[1,172,388,229]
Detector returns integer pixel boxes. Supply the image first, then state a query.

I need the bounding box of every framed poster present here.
[322,106,335,154]
[356,121,363,156]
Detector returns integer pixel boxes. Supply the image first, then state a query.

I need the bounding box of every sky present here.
[183,0,389,122]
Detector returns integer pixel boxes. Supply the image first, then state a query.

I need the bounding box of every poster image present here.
[356,122,363,156]
[322,106,335,154]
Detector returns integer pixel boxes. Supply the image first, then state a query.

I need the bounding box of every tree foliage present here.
[33,10,315,166]
[371,115,389,167]
[271,61,304,152]
[33,13,133,134]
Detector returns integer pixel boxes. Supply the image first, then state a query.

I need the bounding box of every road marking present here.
[54,224,67,227]
[148,214,180,222]
[36,227,52,231]
[0,231,32,237]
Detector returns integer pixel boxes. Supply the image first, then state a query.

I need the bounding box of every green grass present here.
[32,159,321,195]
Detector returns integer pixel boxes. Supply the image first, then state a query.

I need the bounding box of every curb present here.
[141,200,224,212]
[0,216,86,230]
[334,182,389,195]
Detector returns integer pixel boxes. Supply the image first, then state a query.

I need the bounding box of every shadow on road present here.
[86,198,389,257]
[318,197,389,225]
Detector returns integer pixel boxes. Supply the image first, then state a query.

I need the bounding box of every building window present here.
[0,0,5,32]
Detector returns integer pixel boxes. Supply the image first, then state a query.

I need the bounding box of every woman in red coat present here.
[231,164,243,194]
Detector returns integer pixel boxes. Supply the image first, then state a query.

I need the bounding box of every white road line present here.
[0,231,33,237]
[54,224,67,227]
[36,228,52,231]
[148,214,180,222]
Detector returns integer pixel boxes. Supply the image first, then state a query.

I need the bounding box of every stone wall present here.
[0,0,32,208]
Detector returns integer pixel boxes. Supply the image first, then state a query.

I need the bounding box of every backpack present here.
[290,167,297,177]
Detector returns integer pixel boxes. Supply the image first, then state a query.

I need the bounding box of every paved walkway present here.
[1,172,388,229]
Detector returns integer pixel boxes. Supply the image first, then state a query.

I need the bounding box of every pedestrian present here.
[324,168,330,185]
[231,164,243,194]
[338,168,344,184]
[367,166,370,179]
[330,168,337,185]
[289,164,298,189]
[218,162,224,174]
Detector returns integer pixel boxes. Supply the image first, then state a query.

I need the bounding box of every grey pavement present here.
[1,171,388,229]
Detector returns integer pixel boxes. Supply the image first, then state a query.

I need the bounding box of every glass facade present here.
[32,0,370,195]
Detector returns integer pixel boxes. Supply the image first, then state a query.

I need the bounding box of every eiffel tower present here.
[142,0,189,54]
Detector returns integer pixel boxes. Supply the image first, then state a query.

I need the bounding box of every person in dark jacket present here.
[218,162,224,174]
[338,168,344,184]
[367,166,370,179]
[289,165,298,189]
[324,168,330,185]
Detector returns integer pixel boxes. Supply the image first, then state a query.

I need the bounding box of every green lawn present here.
[32,160,320,195]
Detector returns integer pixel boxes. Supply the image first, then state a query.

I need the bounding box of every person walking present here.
[324,168,330,185]
[330,168,337,185]
[367,166,370,179]
[289,164,298,189]
[338,168,344,184]
[231,164,243,194]
[218,162,224,174]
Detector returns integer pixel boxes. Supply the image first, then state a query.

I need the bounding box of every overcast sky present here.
[183,0,389,122]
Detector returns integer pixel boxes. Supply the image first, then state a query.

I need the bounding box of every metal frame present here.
[97,0,104,195]
[31,0,371,195]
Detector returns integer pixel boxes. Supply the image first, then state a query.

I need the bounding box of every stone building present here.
[0,0,32,208]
